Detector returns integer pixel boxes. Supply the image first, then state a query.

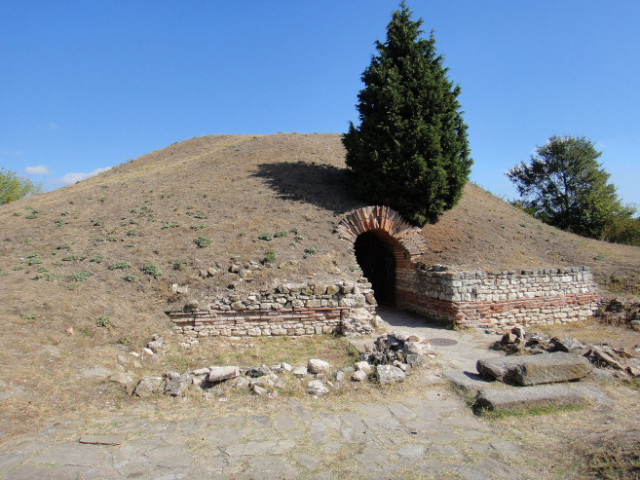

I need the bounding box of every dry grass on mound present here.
[1,132,639,439]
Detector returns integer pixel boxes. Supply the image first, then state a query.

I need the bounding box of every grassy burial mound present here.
[1,132,639,434]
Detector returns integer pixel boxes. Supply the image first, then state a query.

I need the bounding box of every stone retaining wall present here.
[168,281,377,337]
[397,266,599,329]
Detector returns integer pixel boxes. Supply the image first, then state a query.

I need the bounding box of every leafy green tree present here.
[0,168,41,205]
[507,135,634,239]
[342,2,472,226]
[601,214,640,246]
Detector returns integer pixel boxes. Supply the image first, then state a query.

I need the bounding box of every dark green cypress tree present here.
[342,2,472,226]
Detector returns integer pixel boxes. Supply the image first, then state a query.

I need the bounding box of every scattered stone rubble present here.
[454,325,640,414]
[493,326,640,379]
[110,332,430,400]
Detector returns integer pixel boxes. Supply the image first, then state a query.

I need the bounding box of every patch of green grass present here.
[108,261,132,270]
[141,262,162,278]
[56,243,72,250]
[161,222,180,230]
[586,431,640,480]
[126,229,138,237]
[190,224,206,231]
[67,270,93,283]
[192,211,208,219]
[53,218,64,227]
[623,378,640,392]
[95,316,113,329]
[303,247,318,258]
[258,232,274,241]
[94,235,117,245]
[123,274,136,282]
[62,254,80,261]
[274,230,288,238]
[194,236,212,248]
[21,312,37,320]
[25,253,42,265]
[262,250,276,264]
[89,255,103,263]
[477,402,585,419]
[173,261,184,271]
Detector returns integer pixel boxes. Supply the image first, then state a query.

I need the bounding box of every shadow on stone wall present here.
[252,161,362,215]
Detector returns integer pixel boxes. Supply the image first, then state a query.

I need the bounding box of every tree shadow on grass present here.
[252,161,363,215]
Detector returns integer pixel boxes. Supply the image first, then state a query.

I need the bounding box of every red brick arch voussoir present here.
[334,206,426,262]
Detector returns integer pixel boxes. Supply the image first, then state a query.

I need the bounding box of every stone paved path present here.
[0,310,562,479]
[0,390,537,480]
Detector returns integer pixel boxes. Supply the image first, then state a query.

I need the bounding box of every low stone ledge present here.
[473,384,593,414]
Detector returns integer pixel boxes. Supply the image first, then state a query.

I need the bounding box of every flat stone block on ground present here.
[442,369,496,393]
[476,352,591,386]
[473,384,595,414]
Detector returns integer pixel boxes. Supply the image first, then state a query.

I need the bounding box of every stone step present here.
[476,352,591,386]
[442,369,497,393]
[473,384,605,414]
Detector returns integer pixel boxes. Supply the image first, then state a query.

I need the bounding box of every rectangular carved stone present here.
[474,384,590,414]
[477,352,591,386]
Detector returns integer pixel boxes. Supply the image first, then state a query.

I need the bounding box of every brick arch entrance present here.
[335,206,426,305]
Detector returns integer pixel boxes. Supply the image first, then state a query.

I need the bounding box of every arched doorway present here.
[354,231,397,306]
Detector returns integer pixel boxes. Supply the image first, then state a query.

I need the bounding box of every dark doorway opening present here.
[354,231,396,306]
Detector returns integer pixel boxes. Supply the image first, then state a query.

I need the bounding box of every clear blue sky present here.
[2,1,639,206]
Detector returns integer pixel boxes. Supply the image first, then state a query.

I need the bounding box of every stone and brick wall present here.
[169,206,600,338]
[337,206,599,331]
[168,281,377,338]
[397,266,599,329]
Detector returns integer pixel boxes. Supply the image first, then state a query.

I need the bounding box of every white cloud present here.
[59,166,112,185]
[25,165,50,175]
